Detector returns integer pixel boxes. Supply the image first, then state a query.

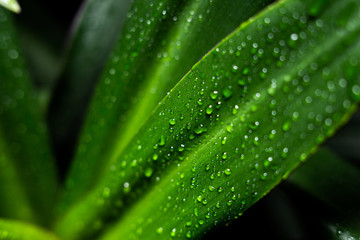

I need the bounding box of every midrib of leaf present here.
[59,0,273,214]
[55,0,360,239]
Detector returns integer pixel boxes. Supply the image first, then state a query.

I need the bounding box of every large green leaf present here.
[47,0,132,167]
[289,148,360,239]
[60,0,274,214]
[54,0,360,239]
[0,218,60,240]
[0,8,57,225]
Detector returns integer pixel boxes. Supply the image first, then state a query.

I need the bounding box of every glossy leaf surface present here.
[60,0,273,211]
[54,0,360,239]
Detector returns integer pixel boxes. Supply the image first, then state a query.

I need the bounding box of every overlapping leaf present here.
[59,0,274,212]
[47,0,132,167]
[54,0,360,239]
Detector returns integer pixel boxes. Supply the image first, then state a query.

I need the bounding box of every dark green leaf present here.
[47,0,132,169]
[0,8,57,225]
[54,0,360,239]
[60,0,273,215]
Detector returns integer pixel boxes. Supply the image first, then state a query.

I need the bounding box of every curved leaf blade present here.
[56,0,360,239]
[60,0,274,214]
[47,0,132,170]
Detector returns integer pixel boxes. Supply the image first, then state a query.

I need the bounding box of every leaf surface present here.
[60,0,274,215]
[47,0,132,168]
[0,7,57,225]
[55,0,360,239]
[0,218,60,240]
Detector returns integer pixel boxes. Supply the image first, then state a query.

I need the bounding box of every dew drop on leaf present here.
[224,168,232,176]
[169,118,176,125]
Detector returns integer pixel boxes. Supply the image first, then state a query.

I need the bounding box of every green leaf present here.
[0,218,60,240]
[47,0,132,165]
[0,7,58,225]
[0,0,20,14]
[60,0,274,214]
[55,0,360,239]
[288,148,360,238]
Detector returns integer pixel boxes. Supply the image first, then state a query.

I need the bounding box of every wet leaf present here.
[59,0,274,215]
[54,0,360,239]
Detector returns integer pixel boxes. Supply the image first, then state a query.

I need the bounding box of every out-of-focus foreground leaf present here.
[59,0,274,214]
[0,8,57,225]
[0,218,60,240]
[47,0,132,170]
[289,148,360,239]
[0,0,20,14]
[55,0,360,239]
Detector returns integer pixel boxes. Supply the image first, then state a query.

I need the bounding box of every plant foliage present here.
[0,0,359,239]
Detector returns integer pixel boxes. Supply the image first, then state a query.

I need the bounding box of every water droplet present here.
[169,118,176,125]
[232,105,239,115]
[351,85,360,101]
[282,120,291,132]
[232,65,239,72]
[145,168,153,178]
[194,124,206,135]
[178,144,185,152]
[224,169,232,176]
[156,227,163,234]
[158,135,166,146]
[210,91,218,100]
[123,182,131,193]
[170,228,176,237]
[222,86,233,99]
[206,105,213,115]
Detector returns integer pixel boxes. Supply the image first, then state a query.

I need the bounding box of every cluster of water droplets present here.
[61,0,360,239]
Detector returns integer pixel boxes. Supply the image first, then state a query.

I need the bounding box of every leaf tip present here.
[0,0,21,14]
